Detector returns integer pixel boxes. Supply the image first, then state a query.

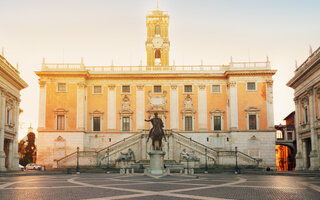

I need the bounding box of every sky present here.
[0,0,319,139]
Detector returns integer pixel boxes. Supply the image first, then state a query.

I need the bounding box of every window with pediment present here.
[54,108,68,130]
[210,109,224,131]
[245,107,260,130]
[301,96,309,124]
[90,110,103,132]
[120,95,133,132]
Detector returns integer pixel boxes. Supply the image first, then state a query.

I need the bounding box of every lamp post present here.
[235,146,239,174]
[76,147,80,174]
[205,148,208,173]
[106,148,110,173]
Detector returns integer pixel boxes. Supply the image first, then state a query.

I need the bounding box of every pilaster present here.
[170,84,179,130]
[107,85,116,130]
[228,82,238,130]
[308,87,319,170]
[266,80,274,129]
[198,85,207,130]
[136,85,145,130]
[77,82,86,130]
[0,89,6,171]
[38,81,46,129]
[294,97,303,170]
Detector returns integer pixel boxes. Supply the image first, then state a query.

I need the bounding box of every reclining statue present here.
[116,148,135,162]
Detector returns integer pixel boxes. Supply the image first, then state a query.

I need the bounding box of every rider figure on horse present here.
[145,112,167,150]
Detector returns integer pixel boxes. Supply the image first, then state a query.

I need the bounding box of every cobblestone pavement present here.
[0,173,319,200]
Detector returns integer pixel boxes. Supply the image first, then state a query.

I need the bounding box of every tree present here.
[19,132,37,166]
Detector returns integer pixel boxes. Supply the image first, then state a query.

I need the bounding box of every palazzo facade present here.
[36,8,277,168]
[287,46,320,170]
[0,53,28,171]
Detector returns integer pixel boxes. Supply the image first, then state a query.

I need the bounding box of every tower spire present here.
[156,0,159,10]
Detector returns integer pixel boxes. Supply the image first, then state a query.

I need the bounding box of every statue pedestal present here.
[148,151,166,175]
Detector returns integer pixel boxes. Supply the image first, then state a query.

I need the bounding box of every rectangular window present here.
[93,86,102,94]
[247,82,256,91]
[287,132,293,140]
[122,85,130,93]
[122,117,130,131]
[184,85,193,93]
[214,116,221,131]
[58,83,66,92]
[185,116,193,131]
[6,108,12,125]
[93,117,101,131]
[212,85,220,93]
[57,115,65,130]
[154,85,162,93]
[276,130,283,139]
[249,114,257,130]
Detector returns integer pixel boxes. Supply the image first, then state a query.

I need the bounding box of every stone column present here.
[38,81,46,129]
[266,80,274,129]
[228,82,238,130]
[294,97,303,170]
[170,85,179,130]
[12,101,20,170]
[168,134,173,160]
[136,85,145,130]
[77,82,86,130]
[8,140,13,169]
[198,85,207,130]
[308,88,319,170]
[0,89,6,171]
[107,85,116,130]
[141,133,147,159]
[302,140,307,170]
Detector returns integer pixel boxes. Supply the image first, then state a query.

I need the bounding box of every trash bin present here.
[67,168,72,174]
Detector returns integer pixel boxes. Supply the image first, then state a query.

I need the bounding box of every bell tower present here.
[146,4,170,67]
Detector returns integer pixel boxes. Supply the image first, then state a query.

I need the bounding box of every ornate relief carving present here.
[120,95,132,113]
[266,80,273,87]
[301,96,309,105]
[136,84,144,91]
[184,94,193,109]
[307,87,314,95]
[108,85,116,90]
[39,80,46,87]
[77,82,86,88]
[170,84,177,90]
[148,90,167,112]
[198,85,206,90]
[227,81,236,88]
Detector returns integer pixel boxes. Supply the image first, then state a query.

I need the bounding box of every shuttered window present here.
[122,117,130,131]
[57,115,65,130]
[185,116,193,131]
[93,117,101,131]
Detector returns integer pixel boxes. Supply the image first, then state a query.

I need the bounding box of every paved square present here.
[0,173,319,200]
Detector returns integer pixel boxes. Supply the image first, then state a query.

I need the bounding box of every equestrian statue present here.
[145,112,167,151]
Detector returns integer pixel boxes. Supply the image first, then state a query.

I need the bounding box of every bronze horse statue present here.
[145,113,167,150]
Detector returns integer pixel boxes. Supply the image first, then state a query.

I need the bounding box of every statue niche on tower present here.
[145,112,167,151]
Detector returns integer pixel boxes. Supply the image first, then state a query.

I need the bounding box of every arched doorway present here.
[276,144,295,171]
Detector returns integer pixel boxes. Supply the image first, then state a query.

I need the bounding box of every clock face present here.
[152,37,163,48]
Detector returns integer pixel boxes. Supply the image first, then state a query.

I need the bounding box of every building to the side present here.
[275,111,296,171]
[36,7,277,169]
[287,46,320,170]
[0,53,28,171]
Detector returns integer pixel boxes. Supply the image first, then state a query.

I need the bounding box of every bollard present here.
[184,169,188,175]
[131,168,134,174]
[126,168,130,174]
